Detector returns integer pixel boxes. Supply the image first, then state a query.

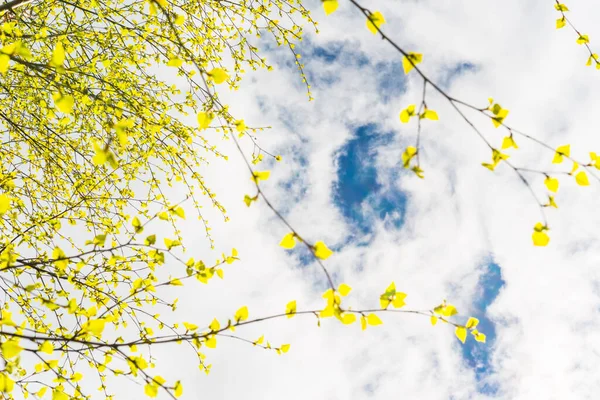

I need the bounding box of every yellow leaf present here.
[167,57,183,68]
[52,247,68,272]
[253,335,264,346]
[234,306,248,322]
[169,278,183,286]
[53,93,74,114]
[399,104,416,123]
[85,306,97,318]
[183,322,198,331]
[556,17,566,29]
[116,117,135,130]
[174,381,183,397]
[209,318,220,331]
[1,339,22,358]
[481,162,496,171]
[492,112,509,128]
[280,344,290,353]
[286,300,296,318]
[234,119,246,132]
[244,194,257,207]
[251,170,270,183]
[207,67,229,84]
[576,34,589,45]
[0,194,10,214]
[491,149,510,165]
[380,297,391,309]
[402,52,423,74]
[552,144,570,163]
[360,315,367,331]
[50,42,65,67]
[39,341,54,355]
[411,165,424,179]
[10,41,31,57]
[341,313,356,325]
[52,388,69,400]
[455,326,467,343]
[421,109,438,121]
[465,317,479,329]
[430,315,438,326]
[91,234,106,247]
[0,54,10,74]
[197,112,214,130]
[91,142,107,166]
[587,55,597,66]
[544,176,559,192]
[474,332,486,343]
[322,0,338,15]
[432,304,445,315]
[0,310,15,326]
[440,304,458,317]
[171,206,185,219]
[145,235,156,245]
[280,233,296,249]
[547,196,558,209]
[555,3,569,11]
[44,301,60,311]
[314,241,333,260]
[391,293,407,308]
[570,162,579,175]
[0,374,11,394]
[244,153,257,166]
[319,305,335,318]
[575,171,589,186]
[144,383,159,398]
[0,373,14,393]
[383,281,396,295]
[319,305,334,318]
[174,14,185,25]
[322,288,335,300]
[338,283,351,296]
[366,11,385,34]
[164,238,181,250]
[205,336,217,348]
[532,223,550,247]
[501,136,518,149]
[401,146,417,168]
[1,42,17,55]
[366,313,382,326]
[82,319,106,336]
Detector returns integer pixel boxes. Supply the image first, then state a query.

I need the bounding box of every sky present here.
[119,1,600,399]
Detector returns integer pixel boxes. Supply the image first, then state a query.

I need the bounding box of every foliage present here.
[0,0,317,397]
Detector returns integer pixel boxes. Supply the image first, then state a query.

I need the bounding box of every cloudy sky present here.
[132,1,600,399]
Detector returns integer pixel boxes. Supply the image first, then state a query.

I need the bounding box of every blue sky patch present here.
[375,60,407,102]
[310,41,369,67]
[462,261,505,395]
[333,124,406,238]
[439,62,477,89]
